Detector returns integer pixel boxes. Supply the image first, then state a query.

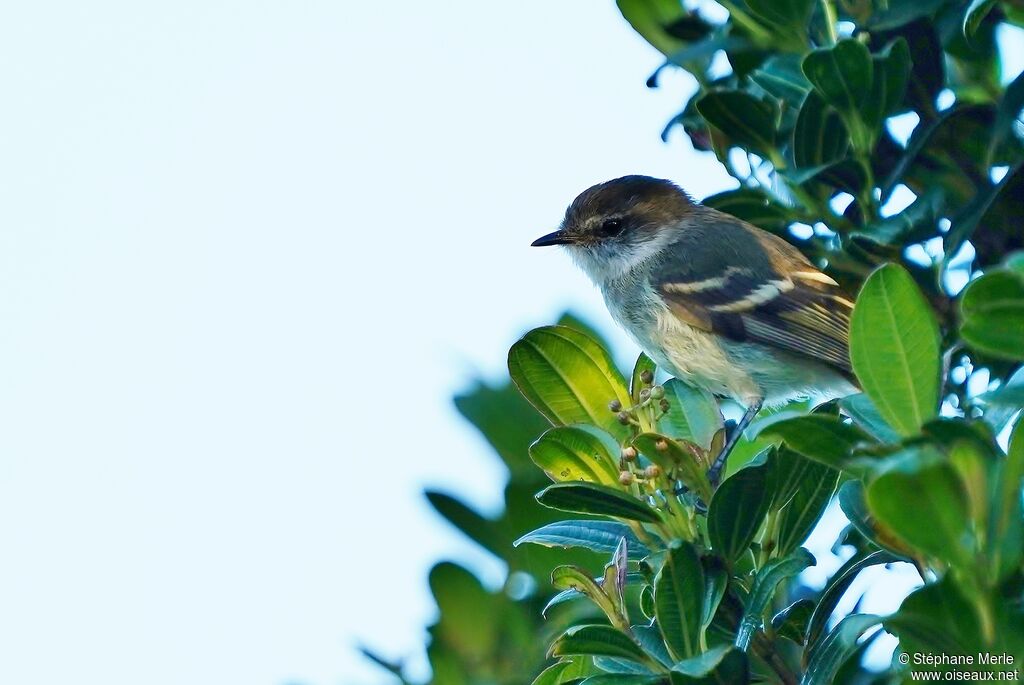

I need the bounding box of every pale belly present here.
[605,290,856,407]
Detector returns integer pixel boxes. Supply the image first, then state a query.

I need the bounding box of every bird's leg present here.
[707,397,763,488]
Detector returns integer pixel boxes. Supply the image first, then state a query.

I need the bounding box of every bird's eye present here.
[600,218,624,237]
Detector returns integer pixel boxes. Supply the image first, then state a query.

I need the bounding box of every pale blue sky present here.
[0,3,733,684]
[1,3,1020,685]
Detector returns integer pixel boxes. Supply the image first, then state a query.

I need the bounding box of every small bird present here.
[532,175,857,483]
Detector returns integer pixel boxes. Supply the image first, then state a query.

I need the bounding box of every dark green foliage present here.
[367,2,1024,683]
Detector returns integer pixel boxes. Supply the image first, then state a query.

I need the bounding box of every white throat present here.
[567,227,679,285]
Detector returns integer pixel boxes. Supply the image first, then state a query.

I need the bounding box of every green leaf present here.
[632,353,658,405]
[549,624,650,662]
[634,623,674,668]
[515,520,651,557]
[963,0,998,39]
[884,575,984,661]
[838,393,901,443]
[657,379,723,449]
[802,40,873,150]
[425,490,503,557]
[701,188,794,236]
[709,462,772,564]
[537,483,663,523]
[670,645,749,684]
[801,614,882,685]
[772,599,815,644]
[850,264,941,436]
[616,0,689,56]
[860,38,911,136]
[866,458,973,567]
[532,659,594,685]
[700,554,728,636]
[744,0,814,47]
[655,541,704,661]
[696,91,780,163]
[551,565,620,623]
[429,562,498,661]
[633,433,713,503]
[735,549,815,651]
[837,480,913,556]
[761,415,873,471]
[530,426,622,486]
[990,419,1024,582]
[990,72,1024,164]
[960,268,1024,361]
[853,186,943,245]
[509,325,632,440]
[773,460,839,556]
[751,54,812,106]
[946,163,1024,269]
[582,676,664,685]
[805,551,898,649]
[866,0,950,30]
[792,91,849,170]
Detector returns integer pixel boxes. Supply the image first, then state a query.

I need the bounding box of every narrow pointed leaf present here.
[537,483,663,523]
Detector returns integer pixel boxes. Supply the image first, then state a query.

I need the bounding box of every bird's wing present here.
[650,212,854,375]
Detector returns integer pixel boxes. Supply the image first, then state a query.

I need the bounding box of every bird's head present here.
[532,175,695,281]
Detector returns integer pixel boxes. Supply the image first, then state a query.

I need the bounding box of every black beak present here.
[531,230,572,247]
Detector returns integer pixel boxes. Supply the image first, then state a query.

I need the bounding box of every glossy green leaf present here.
[532,659,594,685]
[655,541,704,661]
[509,325,632,439]
[735,548,815,651]
[990,71,1024,163]
[656,379,725,449]
[761,415,873,471]
[700,554,728,637]
[515,520,651,557]
[551,565,620,623]
[772,599,815,645]
[850,264,941,436]
[537,483,662,523]
[990,420,1024,581]
[802,40,873,150]
[633,433,712,503]
[634,623,674,668]
[530,426,622,485]
[549,624,649,662]
[696,91,779,162]
[429,562,498,661]
[774,460,839,556]
[866,459,972,567]
[960,268,1024,361]
[945,164,1024,268]
[702,188,793,235]
[839,393,901,443]
[837,480,913,556]
[670,644,749,684]
[744,0,814,48]
[963,0,997,39]
[884,575,984,662]
[853,186,943,245]
[425,490,502,557]
[801,614,882,685]
[709,462,772,563]
[793,91,848,170]
[616,0,689,56]
[750,54,812,106]
[860,38,911,135]
[805,551,898,649]
[632,353,658,405]
[582,676,664,685]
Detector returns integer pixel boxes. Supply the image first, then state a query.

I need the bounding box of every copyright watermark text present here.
[899,651,1019,681]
